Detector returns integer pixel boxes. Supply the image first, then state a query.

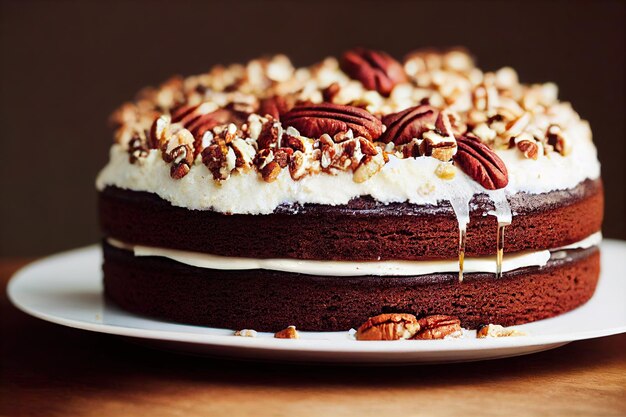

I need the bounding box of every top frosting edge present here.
[97,48,601,213]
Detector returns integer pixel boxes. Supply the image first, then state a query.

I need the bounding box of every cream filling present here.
[107,232,601,277]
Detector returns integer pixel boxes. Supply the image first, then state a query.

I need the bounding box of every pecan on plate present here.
[453,134,509,190]
[340,48,407,97]
[411,315,462,340]
[281,103,382,140]
[356,313,420,341]
[380,104,438,145]
[274,325,299,339]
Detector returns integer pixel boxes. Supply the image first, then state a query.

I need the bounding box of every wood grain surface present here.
[0,259,624,417]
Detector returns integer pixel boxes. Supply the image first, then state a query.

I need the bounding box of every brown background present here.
[0,0,624,256]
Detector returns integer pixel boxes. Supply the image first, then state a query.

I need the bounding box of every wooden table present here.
[1,259,624,416]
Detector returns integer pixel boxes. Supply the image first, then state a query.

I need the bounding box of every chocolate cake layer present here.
[103,242,600,331]
[99,179,603,261]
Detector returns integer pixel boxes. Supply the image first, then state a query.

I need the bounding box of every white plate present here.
[8,240,626,364]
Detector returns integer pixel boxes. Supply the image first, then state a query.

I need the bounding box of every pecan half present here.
[411,315,461,340]
[356,313,420,340]
[281,103,382,140]
[340,48,407,97]
[380,105,437,145]
[453,134,509,190]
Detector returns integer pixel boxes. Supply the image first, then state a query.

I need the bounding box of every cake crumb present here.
[477,324,527,338]
[234,329,258,337]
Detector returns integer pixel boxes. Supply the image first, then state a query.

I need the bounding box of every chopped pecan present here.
[282,134,306,152]
[261,161,281,182]
[230,138,256,168]
[148,115,171,149]
[356,313,420,341]
[169,144,194,179]
[257,121,281,149]
[201,140,236,180]
[401,139,422,158]
[353,152,385,183]
[514,134,540,160]
[380,104,437,145]
[546,124,570,156]
[358,137,378,155]
[162,128,195,162]
[421,131,457,162]
[411,315,462,340]
[274,325,299,339]
[340,48,407,97]
[258,95,292,120]
[273,147,293,168]
[453,134,509,190]
[281,103,383,140]
[289,151,307,180]
[322,82,341,102]
[254,148,284,182]
[128,135,149,164]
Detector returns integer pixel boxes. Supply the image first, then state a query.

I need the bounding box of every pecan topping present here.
[353,152,385,183]
[546,125,570,156]
[258,95,292,120]
[322,82,341,102]
[170,103,241,151]
[257,121,281,149]
[169,144,194,179]
[128,135,149,164]
[380,105,438,145]
[411,315,461,340]
[356,313,420,340]
[513,134,540,160]
[340,48,407,97]
[282,103,383,140]
[274,325,299,339]
[148,115,171,149]
[453,134,509,190]
[201,138,236,180]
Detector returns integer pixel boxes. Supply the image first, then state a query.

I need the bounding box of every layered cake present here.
[97,48,603,332]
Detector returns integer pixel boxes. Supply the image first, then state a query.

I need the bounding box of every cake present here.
[97,48,603,333]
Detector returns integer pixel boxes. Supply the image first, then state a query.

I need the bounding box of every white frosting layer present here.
[96,118,599,214]
[107,232,601,277]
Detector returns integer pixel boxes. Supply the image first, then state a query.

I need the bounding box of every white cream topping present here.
[96,116,599,215]
[106,232,601,277]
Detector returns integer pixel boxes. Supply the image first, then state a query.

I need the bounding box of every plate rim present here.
[7,240,626,354]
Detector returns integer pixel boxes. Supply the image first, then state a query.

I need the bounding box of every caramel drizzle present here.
[458,227,467,282]
[496,223,507,278]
